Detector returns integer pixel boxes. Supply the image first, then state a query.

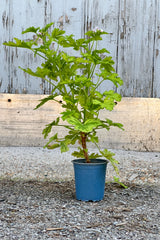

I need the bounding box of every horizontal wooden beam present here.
[0,94,160,151]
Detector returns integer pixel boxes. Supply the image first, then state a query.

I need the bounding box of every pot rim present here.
[72,158,109,165]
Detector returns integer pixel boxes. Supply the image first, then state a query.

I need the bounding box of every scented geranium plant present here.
[4,23,124,178]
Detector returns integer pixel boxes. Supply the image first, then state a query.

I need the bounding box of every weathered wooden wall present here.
[1,0,160,97]
[0,94,160,151]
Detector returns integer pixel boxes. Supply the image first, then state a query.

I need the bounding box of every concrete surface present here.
[0,147,160,185]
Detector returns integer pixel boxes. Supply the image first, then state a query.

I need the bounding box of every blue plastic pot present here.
[72,159,108,201]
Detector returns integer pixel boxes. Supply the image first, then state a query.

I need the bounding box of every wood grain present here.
[0,0,160,97]
[0,94,159,151]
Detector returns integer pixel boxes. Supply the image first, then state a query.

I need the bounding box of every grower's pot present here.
[72,159,109,201]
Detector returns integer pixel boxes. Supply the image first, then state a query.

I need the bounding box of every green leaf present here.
[108,74,123,87]
[66,117,83,130]
[93,90,122,111]
[47,143,60,150]
[62,53,76,63]
[93,48,110,54]
[65,130,80,145]
[41,22,54,32]
[52,28,65,39]
[35,95,58,110]
[83,119,102,132]
[92,98,114,111]
[67,117,101,133]
[42,118,60,138]
[60,141,69,153]
[113,176,128,189]
[3,38,33,49]
[43,133,58,148]
[59,34,75,48]
[22,26,40,34]
[88,132,99,143]
[42,126,52,139]
[95,91,103,98]
[62,95,77,106]
[85,30,108,42]
[72,147,84,158]
[19,66,52,79]
[105,119,124,130]
[103,99,117,111]
[103,90,122,102]
[61,110,80,121]
[100,149,119,174]
[86,29,108,36]
[74,38,86,50]
[89,153,102,159]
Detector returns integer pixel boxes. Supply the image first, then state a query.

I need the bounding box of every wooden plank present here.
[8,0,46,94]
[82,0,119,92]
[153,0,160,97]
[117,0,156,97]
[99,97,160,151]
[0,94,160,151]
[1,0,91,94]
[0,94,66,146]
[0,0,160,98]
[0,0,10,93]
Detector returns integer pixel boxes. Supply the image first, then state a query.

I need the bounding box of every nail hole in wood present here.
[8,99,12,102]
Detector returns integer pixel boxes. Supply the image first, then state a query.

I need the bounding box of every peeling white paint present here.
[0,0,160,97]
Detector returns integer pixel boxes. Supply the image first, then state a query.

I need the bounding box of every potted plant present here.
[4,23,124,201]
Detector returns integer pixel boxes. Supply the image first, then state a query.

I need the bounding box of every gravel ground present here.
[0,147,160,239]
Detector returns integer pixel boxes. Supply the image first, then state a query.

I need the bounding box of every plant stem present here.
[80,132,90,163]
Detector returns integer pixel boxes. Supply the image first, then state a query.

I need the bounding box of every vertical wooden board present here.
[97,0,119,58]
[58,0,82,38]
[47,0,83,58]
[7,0,46,94]
[0,0,10,93]
[98,0,120,92]
[2,0,87,94]
[153,0,160,98]
[80,0,119,92]
[80,0,119,57]
[1,0,160,98]
[117,0,156,97]
[3,0,68,94]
